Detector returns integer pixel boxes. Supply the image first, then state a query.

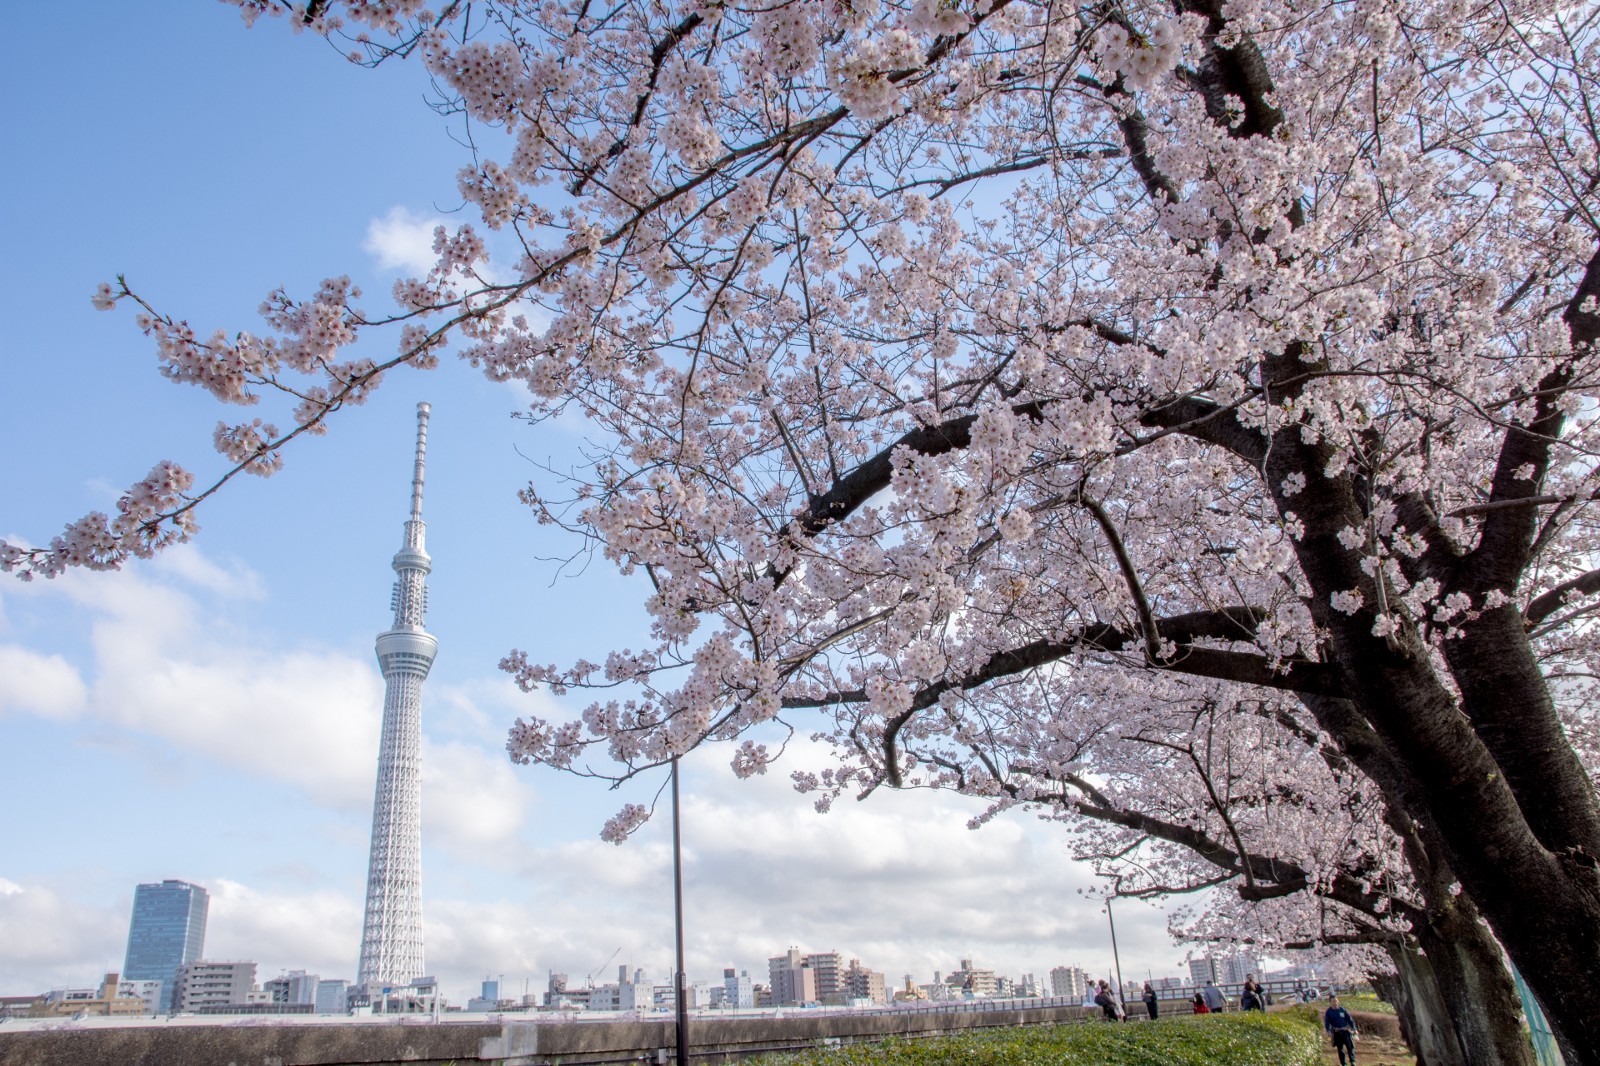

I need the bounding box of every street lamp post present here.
[671,757,690,1066]
[1106,897,1126,1019]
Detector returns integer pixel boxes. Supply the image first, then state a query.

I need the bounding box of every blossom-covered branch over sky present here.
[0,2,1177,1005]
[4,1,1600,1057]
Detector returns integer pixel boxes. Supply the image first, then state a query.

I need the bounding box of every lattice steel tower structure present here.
[358,402,437,989]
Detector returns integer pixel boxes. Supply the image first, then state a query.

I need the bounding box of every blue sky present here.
[0,3,1188,1002]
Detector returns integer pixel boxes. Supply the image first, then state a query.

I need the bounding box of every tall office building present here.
[123,879,209,1012]
[357,403,438,990]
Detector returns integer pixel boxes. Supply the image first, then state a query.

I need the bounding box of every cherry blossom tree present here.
[6,0,1599,1056]
[994,680,1532,1066]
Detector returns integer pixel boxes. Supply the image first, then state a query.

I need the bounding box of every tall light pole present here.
[672,757,690,1066]
[1106,897,1126,1019]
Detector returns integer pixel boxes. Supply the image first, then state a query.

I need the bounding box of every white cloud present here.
[0,645,87,719]
[364,206,447,276]
[153,543,265,600]
[425,897,545,986]
[86,598,385,811]
[423,738,535,854]
[204,878,362,983]
[432,674,558,745]
[479,743,1183,994]
[3,556,381,809]
[0,882,125,991]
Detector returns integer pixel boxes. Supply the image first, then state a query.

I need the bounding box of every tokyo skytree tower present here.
[358,402,437,989]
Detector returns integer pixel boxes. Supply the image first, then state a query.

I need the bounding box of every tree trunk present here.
[1297,648,1600,1063]
[1411,896,1535,1066]
[1257,266,1600,1061]
[1300,689,1589,1064]
[1377,949,1461,1066]
[1384,701,1600,1066]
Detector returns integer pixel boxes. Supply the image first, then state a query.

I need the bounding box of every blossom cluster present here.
[2,462,196,579]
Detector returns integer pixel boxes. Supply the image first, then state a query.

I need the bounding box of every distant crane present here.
[587,947,622,987]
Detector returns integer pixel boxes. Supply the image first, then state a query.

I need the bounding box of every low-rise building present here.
[892,974,928,1003]
[0,996,42,1019]
[35,974,148,1017]
[722,968,754,1009]
[946,960,999,998]
[264,969,319,1005]
[173,961,257,1012]
[843,960,886,1004]
[117,978,163,1014]
[315,978,349,1014]
[587,974,650,1011]
[368,975,441,1015]
[543,972,591,1010]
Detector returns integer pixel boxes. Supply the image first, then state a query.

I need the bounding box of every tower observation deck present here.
[358,402,437,989]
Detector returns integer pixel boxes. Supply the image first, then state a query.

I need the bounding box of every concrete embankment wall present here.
[0,1003,1095,1066]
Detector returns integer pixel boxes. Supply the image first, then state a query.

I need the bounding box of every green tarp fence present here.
[1510,962,1564,1066]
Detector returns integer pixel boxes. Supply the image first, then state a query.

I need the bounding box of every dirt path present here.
[1316,1032,1415,1066]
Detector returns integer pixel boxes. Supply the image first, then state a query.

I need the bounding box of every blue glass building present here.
[123,880,209,1011]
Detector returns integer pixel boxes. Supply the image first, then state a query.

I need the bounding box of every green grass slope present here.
[753,1012,1323,1066]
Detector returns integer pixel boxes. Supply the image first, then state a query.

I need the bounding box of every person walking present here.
[1141,981,1158,1020]
[1201,979,1225,1012]
[1324,995,1359,1065]
[1191,992,1210,1014]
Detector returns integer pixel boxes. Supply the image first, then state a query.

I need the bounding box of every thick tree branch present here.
[780,606,1343,785]
[1464,247,1600,592]
[1077,492,1163,663]
[1525,566,1600,628]
[1067,795,1392,919]
[1137,396,1267,465]
[786,399,1046,543]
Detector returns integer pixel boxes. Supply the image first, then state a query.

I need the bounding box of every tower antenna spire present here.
[410,402,429,523]
[359,401,438,996]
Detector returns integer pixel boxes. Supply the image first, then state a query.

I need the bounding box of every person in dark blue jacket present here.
[1323,996,1359,1065]
[1240,976,1264,1011]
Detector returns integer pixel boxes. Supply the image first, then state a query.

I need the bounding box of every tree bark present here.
[1373,913,1535,1066]
[1410,896,1535,1066]
[1377,949,1460,1066]
[1295,689,1584,1064]
[1331,646,1600,1065]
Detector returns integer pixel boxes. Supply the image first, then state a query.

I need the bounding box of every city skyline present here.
[1,2,1197,1006]
[36,910,1301,1017]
